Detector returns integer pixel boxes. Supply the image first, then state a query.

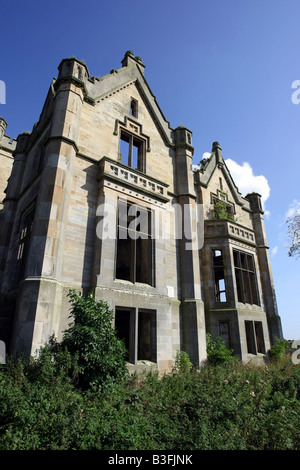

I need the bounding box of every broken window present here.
[15,201,36,282]
[115,307,156,364]
[116,200,154,286]
[245,320,265,354]
[233,250,260,305]
[211,193,235,221]
[119,130,145,171]
[213,249,227,302]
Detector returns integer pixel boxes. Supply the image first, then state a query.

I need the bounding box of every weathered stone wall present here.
[77,83,176,192]
[0,54,283,370]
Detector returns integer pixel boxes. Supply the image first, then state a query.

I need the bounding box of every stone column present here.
[11,58,89,356]
[174,126,206,366]
[246,192,283,343]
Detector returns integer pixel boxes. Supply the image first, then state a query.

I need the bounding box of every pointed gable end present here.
[86,51,174,148]
[196,141,246,208]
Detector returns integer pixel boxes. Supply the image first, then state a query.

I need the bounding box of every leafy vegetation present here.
[286,211,300,258]
[268,337,289,362]
[0,354,299,450]
[206,333,237,365]
[172,350,193,374]
[0,292,299,450]
[56,290,128,391]
[212,200,234,221]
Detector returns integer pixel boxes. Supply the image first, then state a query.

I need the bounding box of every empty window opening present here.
[116,200,154,286]
[254,322,265,354]
[115,309,131,361]
[245,321,265,355]
[213,249,227,302]
[245,321,256,354]
[132,141,139,169]
[119,130,144,171]
[138,310,156,362]
[115,307,156,364]
[233,250,260,306]
[120,135,130,166]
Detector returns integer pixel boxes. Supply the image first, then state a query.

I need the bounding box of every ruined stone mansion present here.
[0,51,283,371]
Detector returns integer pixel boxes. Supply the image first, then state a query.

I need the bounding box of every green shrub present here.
[59,290,128,390]
[268,337,289,362]
[206,333,236,365]
[0,354,85,450]
[212,200,234,221]
[0,355,299,450]
[172,350,193,374]
[0,315,299,450]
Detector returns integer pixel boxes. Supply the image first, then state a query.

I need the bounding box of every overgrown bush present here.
[206,333,236,365]
[268,337,289,362]
[212,199,234,221]
[172,350,193,374]
[0,353,85,450]
[0,296,299,450]
[0,354,299,450]
[58,290,128,390]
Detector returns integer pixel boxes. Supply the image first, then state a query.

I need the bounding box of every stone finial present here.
[212,141,222,151]
[121,51,145,73]
[212,141,224,165]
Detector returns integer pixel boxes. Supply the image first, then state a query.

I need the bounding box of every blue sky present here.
[1,0,299,339]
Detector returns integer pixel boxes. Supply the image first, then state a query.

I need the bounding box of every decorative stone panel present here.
[205,219,256,246]
[99,157,169,204]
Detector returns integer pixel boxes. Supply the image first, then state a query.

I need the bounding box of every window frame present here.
[115,307,157,364]
[119,129,146,172]
[212,249,227,303]
[233,249,260,306]
[245,320,266,355]
[115,200,155,287]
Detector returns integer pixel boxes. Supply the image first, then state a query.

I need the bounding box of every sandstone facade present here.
[0,52,283,372]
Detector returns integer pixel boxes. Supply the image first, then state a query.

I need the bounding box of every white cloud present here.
[193,152,212,171]
[202,152,212,160]
[225,158,271,215]
[285,199,300,219]
[271,246,278,256]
